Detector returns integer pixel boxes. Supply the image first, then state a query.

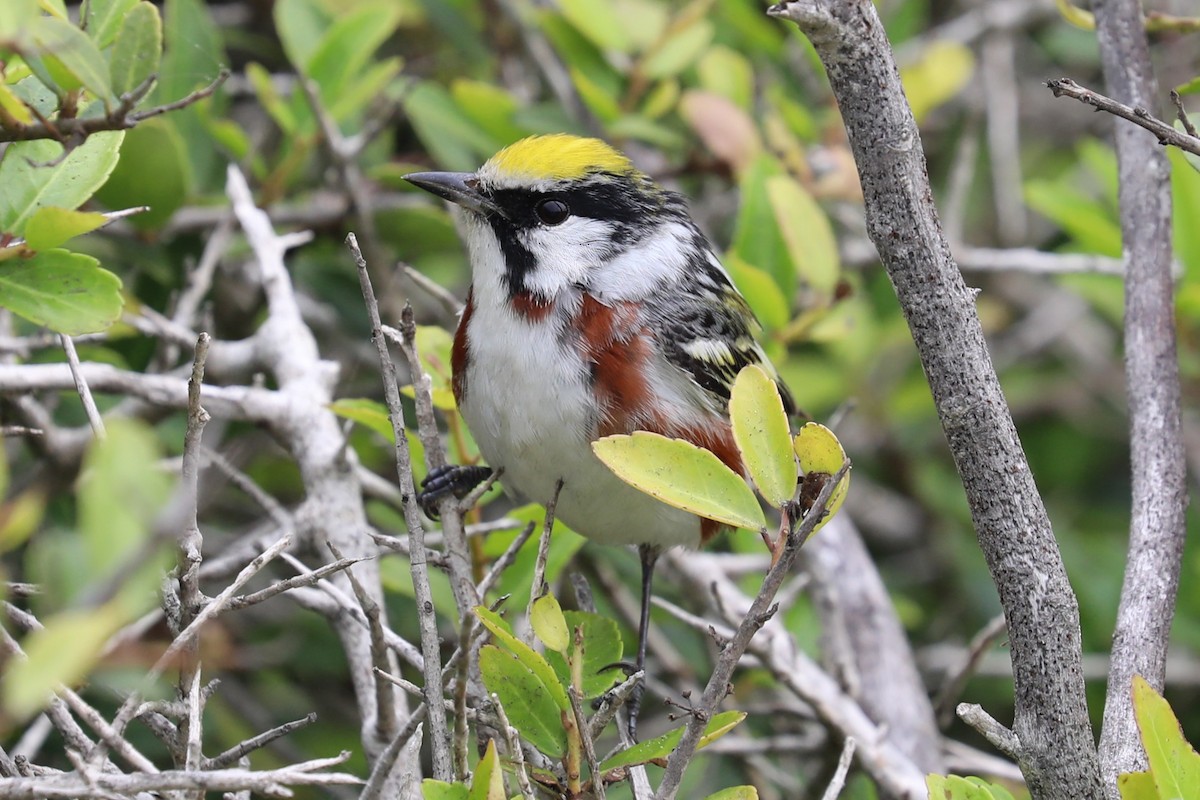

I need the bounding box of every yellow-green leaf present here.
[0,82,34,126]
[793,422,850,532]
[592,432,766,533]
[900,40,974,123]
[467,740,505,800]
[474,606,569,712]
[107,1,161,97]
[704,788,759,800]
[23,208,107,250]
[729,365,794,508]
[1118,770,1159,800]
[530,593,570,654]
[3,604,125,720]
[766,175,839,297]
[0,250,124,335]
[422,779,468,800]
[1054,0,1095,29]
[1133,674,1200,800]
[479,645,568,757]
[599,709,745,770]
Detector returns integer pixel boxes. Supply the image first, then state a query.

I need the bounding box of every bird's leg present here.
[627,543,661,741]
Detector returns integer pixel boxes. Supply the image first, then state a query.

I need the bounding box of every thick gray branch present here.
[768,2,1102,797]
[1091,0,1188,792]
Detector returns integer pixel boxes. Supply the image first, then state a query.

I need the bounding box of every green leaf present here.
[2,604,125,721]
[107,1,161,98]
[592,432,766,532]
[467,740,505,800]
[599,709,745,770]
[330,398,396,444]
[273,0,329,72]
[926,774,1019,799]
[725,253,789,331]
[421,780,469,800]
[559,0,631,53]
[1133,674,1200,800]
[731,154,793,297]
[0,0,38,40]
[0,249,123,334]
[451,79,526,145]
[729,365,794,508]
[899,40,974,123]
[405,81,500,171]
[23,208,107,250]
[766,175,839,297]
[0,82,35,125]
[95,119,189,230]
[78,418,176,616]
[570,65,621,124]
[545,610,623,699]
[704,788,759,800]
[530,593,570,654]
[793,422,850,533]
[474,606,570,712]
[640,17,713,79]
[83,0,140,48]
[696,45,754,109]
[1170,148,1200,280]
[1175,76,1200,96]
[0,488,46,555]
[1024,180,1122,257]
[0,131,124,237]
[1118,771,1160,800]
[479,645,568,757]
[30,16,116,104]
[304,1,403,102]
[1054,0,1095,29]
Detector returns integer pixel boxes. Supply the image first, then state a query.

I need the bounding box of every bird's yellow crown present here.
[482,134,638,183]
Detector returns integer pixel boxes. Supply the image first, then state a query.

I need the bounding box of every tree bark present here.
[1091,1,1188,793]
[768,2,1103,797]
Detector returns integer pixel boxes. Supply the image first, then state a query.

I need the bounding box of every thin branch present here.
[1045,77,1200,157]
[348,232,452,780]
[957,704,1021,761]
[655,461,850,800]
[820,737,857,800]
[0,71,229,143]
[204,713,318,770]
[58,335,105,438]
[1170,90,1198,137]
[1092,0,1188,791]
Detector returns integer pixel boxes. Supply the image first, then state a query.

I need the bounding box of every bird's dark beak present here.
[404,171,503,218]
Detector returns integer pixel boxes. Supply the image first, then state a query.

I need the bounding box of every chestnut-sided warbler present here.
[405,134,793,736]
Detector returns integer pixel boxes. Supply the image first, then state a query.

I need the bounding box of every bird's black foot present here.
[418,465,492,518]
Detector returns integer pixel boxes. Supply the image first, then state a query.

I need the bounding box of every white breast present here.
[460,294,703,550]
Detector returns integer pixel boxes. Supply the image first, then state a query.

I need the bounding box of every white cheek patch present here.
[519,217,615,296]
[592,222,695,301]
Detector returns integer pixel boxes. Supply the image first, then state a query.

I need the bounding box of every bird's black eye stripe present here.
[535,198,570,225]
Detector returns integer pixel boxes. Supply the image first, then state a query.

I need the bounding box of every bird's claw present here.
[417,465,493,518]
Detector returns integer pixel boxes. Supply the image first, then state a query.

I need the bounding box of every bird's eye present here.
[535,198,570,225]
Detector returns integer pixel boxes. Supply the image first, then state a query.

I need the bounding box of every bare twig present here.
[493,694,536,800]
[204,713,319,770]
[655,461,850,800]
[58,335,105,438]
[1045,77,1200,157]
[348,232,452,780]
[957,704,1021,761]
[1170,90,1198,137]
[1091,1,1188,792]
[0,71,229,143]
[820,737,858,800]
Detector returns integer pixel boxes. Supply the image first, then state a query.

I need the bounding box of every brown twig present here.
[1045,77,1200,157]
